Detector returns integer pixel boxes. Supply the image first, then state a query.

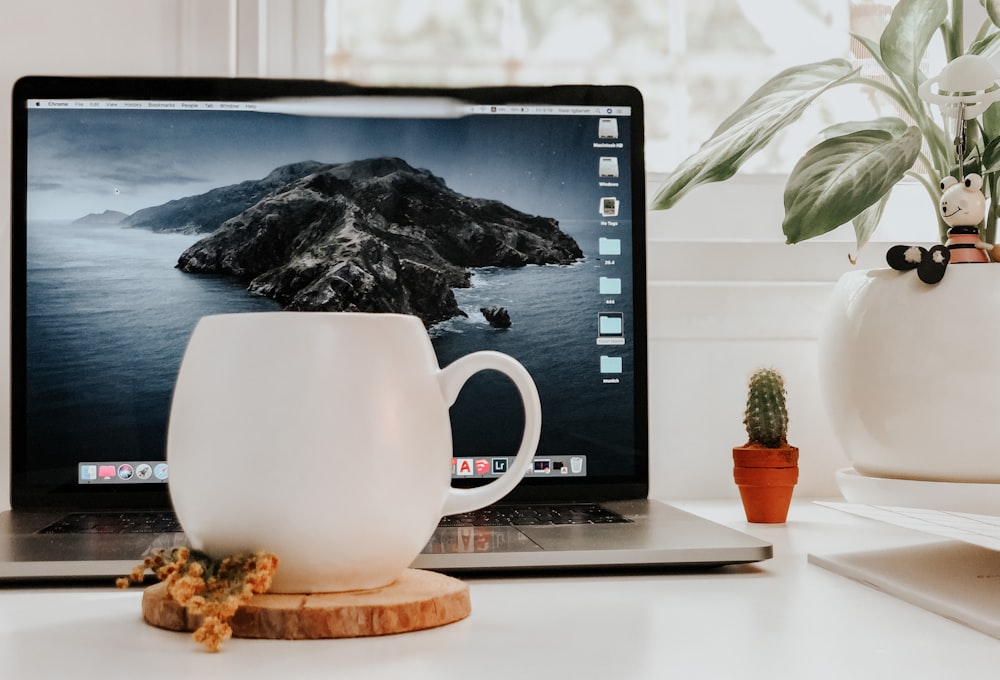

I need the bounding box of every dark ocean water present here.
[433,235,636,468]
[25,219,635,478]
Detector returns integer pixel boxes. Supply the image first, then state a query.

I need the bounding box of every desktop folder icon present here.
[600,356,623,374]
[598,237,621,255]
[598,314,623,336]
[599,276,621,295]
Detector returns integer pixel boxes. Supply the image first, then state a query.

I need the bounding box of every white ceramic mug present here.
[166,312,541,593]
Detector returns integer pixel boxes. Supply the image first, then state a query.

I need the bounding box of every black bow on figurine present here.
[886,243,951,284]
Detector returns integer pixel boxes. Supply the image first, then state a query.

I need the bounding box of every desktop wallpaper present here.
[23,105,636,486]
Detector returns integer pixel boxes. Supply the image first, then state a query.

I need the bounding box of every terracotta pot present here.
[733,445,799,523]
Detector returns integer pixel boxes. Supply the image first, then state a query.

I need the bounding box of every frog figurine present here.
[887,172,999,284]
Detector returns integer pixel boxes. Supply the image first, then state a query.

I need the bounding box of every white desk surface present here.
[2,500,999,679]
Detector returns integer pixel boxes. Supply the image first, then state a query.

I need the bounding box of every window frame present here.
[185,0,987,255]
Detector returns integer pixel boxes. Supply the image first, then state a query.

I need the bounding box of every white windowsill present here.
[645,173,940,283]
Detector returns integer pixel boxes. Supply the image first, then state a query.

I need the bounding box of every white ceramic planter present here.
[819,265,1000,483]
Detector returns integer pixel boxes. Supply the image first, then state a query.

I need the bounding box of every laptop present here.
[2,76,770,580]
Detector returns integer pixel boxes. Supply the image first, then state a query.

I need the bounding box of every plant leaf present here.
[782,127,922,243]
[823,117,909,139]
[880,0,948,82]
[651,60,858,210]
[983,98,1000,142]
[986,0,1000,29]
[969,29,1000,57]
[983,134,1000,173]
[852,190,892,254]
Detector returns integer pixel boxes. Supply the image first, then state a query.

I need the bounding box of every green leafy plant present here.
[743,368,789,449]
[653,0,1000,252]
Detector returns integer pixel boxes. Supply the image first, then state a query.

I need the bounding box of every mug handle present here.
[437,350,542,516]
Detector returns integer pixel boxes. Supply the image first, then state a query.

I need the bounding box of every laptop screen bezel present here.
[9,75,649,510]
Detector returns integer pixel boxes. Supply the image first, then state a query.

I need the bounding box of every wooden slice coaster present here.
[142,568,470,639]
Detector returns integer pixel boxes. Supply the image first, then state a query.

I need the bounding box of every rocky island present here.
[481,306,512,329]
[125,161,330,234]
[74,209,128,225]
[130,157,582,326]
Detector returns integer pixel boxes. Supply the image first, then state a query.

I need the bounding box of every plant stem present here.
[988,173,999,244]
[948,0,964,61]
[974,18,993,46]
[906,168,949,241]
[915,152,941,188]
[860,74,951,169]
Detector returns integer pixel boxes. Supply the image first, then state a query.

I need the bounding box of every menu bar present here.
[28,99,630,118]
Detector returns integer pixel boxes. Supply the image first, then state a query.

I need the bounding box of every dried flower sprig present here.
[118,547,278,652]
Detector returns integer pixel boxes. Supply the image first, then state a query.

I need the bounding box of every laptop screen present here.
[10,77,647,508]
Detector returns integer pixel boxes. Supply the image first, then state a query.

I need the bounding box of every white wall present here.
[1,0,915,510]
[0,0,237,511]
[646,175,941,502]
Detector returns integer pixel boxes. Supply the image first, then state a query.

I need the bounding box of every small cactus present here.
[743,368,788,448]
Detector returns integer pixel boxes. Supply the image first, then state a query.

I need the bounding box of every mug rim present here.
[198,311,424,322]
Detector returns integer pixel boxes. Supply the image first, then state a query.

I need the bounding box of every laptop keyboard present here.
[37,503,630,535]
[37,511,183,535]
[437,503,630,527]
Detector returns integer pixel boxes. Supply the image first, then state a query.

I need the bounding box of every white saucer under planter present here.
[820,265,1000,483]
[836,468,1000,514]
